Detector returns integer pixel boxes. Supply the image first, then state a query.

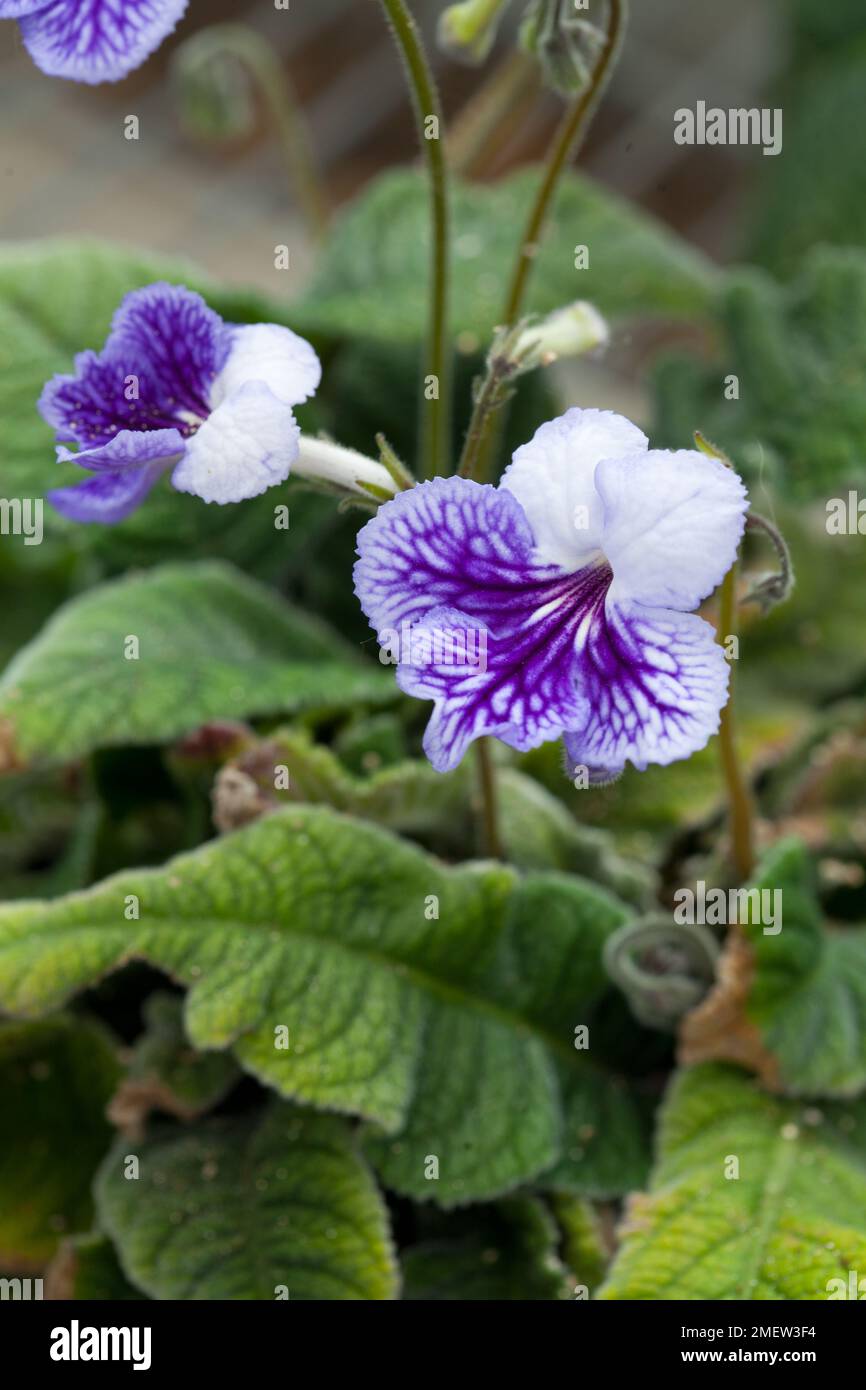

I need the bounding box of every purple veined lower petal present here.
[597,448,749,612]
[500,407,648,571]
[215,324,322,411]
[170,379,301,505]
[56,426,186,472]
[48,458,172,524]
[354,474,557,638]
[19,0,189,85]
[564,599,731,775]
[394,557,612,773]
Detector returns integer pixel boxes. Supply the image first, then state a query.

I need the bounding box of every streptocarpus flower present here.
[354,408,748,779]
[2,1,188,84]
[40,282,321,524]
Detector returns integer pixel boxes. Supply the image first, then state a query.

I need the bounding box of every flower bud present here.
[438,0,511,65]
[510,300,609,370]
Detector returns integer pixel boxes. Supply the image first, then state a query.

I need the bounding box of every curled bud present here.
[519,0,605,96]
[171,30,258,144]
[438,0,511,65]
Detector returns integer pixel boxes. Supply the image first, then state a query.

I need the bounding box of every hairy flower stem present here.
[717,561,756,881]
[475,738,503,859]
[379,0,452,481]
[467,0,627,486]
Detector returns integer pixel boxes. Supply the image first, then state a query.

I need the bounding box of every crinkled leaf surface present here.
[654,248,866,499]
[599,1063,866,1300]
[685,840,866,1099]
[0,806,648,1203]
[291,169,718,345]
[0,561,391,771]
[0,1016,120,1268]
[95,1103,398,1300]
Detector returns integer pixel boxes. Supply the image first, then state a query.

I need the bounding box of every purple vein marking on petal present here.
[20,0,189,85]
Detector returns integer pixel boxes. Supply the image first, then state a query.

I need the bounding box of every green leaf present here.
[95,1103,398,1300]
[0,1016,120,1268]
[215,728,655,907]
[684,840,866,1099]
[654,249,866,499]
[108,993,240,1135]
[750,38,866,276]
[402,1196,573,1300]
[598,1063,866,1300]
[291,169,718,346]
[0,561,391,771]
[0,805,647,1203]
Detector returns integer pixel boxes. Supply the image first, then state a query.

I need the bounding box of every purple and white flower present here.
[2,0,187,84]
[354,408,748,779]
[40,282,321,524]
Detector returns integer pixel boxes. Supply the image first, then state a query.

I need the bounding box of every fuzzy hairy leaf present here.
[682,841,866,1099]
[0,561,391,772]
[95,1104,398,1300]
[291,169,718,345]
[599,1063,866,1300]
[654,248,866,499]
[0,1016,120,1268]
[0,806,648,1203]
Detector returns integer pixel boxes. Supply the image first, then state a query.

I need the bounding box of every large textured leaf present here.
[0,239,299,567]
[681,840,866,1099]
[0,1016,120,1268]
[0,805,648,1203]
[654,249,866,499]
[599,1063,866,1300]
[95,1104,398,1300]
[0,561,391,772]
[291,169,718,345]
[214,728,655,906]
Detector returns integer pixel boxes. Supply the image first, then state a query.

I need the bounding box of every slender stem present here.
[475,739,503,859]
[502,0,626,325]
[469,0,627,484]
[717,561,755,881]
[458,352,514,480]
[379,0,452,480]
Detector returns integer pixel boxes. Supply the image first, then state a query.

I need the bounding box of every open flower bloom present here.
[2,0,188,83]
[355,409,748,778]
[40,282,321,524]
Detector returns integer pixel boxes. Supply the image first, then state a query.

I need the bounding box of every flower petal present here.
[500,407,648,571]
[48,461,170,524]
[597,448,748,611]
[39,284,228,448]
[354,475,543,637]
[397,604,587,774]
[0,2,46,17]
[564,601,731,777]
[56,427,186,472]
[20,0,189,84]
[170,380,300,504]
[214,324,321,410]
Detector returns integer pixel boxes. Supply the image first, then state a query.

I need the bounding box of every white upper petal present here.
[598,449,748,611]
[500,407,648,571]
[212,323,321,410]
[171,380,300,504]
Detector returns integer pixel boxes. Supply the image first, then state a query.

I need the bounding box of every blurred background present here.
[0,0,795,289]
